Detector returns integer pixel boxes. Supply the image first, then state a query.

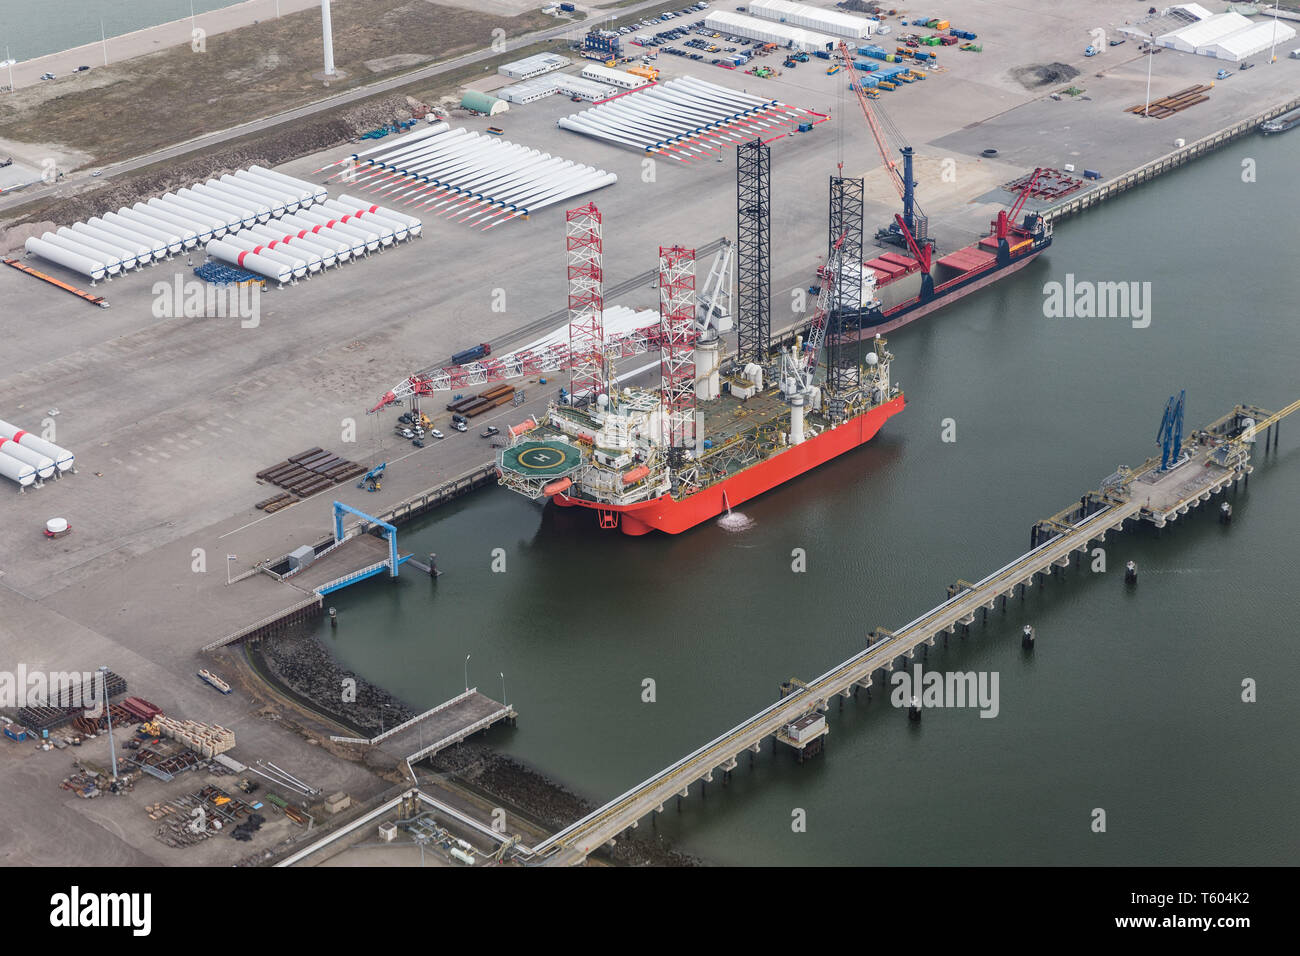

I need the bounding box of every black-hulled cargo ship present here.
[832,151,1053,338]
[1260,109,1300,135]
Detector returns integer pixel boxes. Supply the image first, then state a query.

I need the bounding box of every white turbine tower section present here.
[221,232,313,275]
[73,222,150,264]
[205,239,293,285]
[319,199,408,241]
[219,174,299,213]
[116,207,196,248]
[191,182,270,222]
[0,452,36,488]
[247,165,328,202]
[168,190,246,231]
[233,170,313,208]
[337,194,423,235]
[65,225,141,270]
[41,232,122,275]
[88,215,167,260]
[0,420,75,472]
[101,211,182,254]
[25,236,107,282]
[294,206,380,251]
[278,214,360,259]
[138,200,219,242]
[0,436,55,479]
[246,223,339,268]
[198,180,277,219]
[56,227,135,271]
[237,226,326,272]
[321,0,336,76]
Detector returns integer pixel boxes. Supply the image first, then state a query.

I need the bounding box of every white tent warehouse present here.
[1198,20,1294,60]
[703,11,838,53]
[557,76,822,160]
[747,0,875,40]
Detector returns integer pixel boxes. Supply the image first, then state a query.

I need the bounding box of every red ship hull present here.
[552,393,905,535]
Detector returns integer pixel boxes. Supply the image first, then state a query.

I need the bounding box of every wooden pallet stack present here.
[154,716,236,757]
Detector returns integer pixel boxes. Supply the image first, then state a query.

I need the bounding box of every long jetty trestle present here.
[529,400,1295,865]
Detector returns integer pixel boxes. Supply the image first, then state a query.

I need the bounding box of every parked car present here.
[431,429,445,439]
[39,72,55,80]
[1108,38,1125,46]
[76,65,90,72]
[481,425,500,438]
[453,421,468,432]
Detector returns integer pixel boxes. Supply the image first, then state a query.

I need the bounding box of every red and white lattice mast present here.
[566,203,605,403]
[658,246,697,465]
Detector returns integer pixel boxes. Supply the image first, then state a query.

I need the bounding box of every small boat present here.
[198,669,232,695]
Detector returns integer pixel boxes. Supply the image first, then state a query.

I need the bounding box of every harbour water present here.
[2,0,253,61]
[308,135,1298,865]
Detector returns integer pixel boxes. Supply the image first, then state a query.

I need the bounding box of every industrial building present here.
[579,64,651,90]
[1155,11,1294,60]
[499,77,560,104]
[554,74,617,101]
[498,52,571,80]
[746,0,875,40]
[703,11,837,53]
[501,72,617,104]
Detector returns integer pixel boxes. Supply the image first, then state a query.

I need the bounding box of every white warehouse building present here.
[580,64,651,90]
[747,0,875,40]
[499,52,571,80]
[500,77,560,104]
[703,11,837,53]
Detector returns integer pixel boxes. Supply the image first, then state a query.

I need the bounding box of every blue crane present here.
[358,462,387,492]
[1156,390,1185,471]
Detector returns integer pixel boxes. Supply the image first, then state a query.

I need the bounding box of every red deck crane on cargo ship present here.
[834,41,931,274]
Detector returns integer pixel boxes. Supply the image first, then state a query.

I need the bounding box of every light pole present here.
[2,48,14,94]
[227,553,237,585]
[464,654,471,692]
[1144,32,1154,118]
[500,671,507,705]
[99,666,118,783]
[100,19,108,67]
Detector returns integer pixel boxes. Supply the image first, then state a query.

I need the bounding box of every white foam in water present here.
[716,511,755,532]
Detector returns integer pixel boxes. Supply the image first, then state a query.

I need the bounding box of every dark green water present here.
[314,136,1299,865]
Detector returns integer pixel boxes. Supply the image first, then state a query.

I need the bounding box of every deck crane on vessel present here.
[779,237,845,445]
[834,41,931,270]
